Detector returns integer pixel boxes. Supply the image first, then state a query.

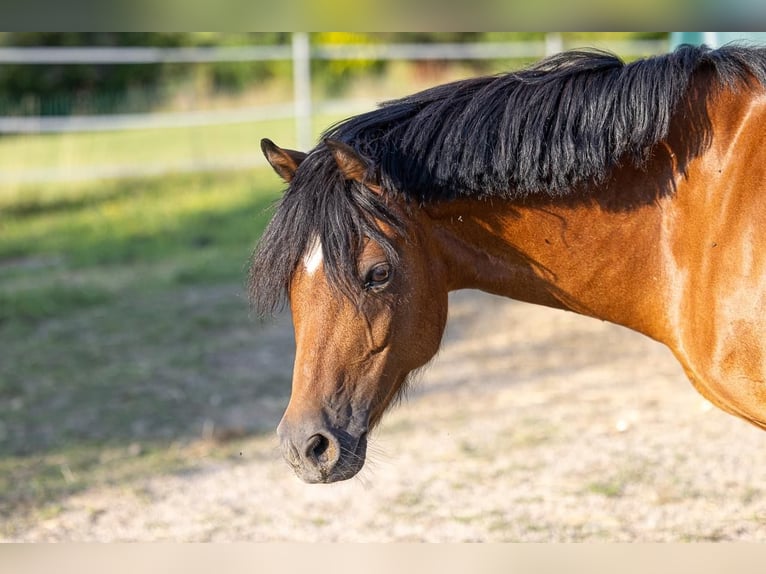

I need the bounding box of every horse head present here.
[256,138,449,483]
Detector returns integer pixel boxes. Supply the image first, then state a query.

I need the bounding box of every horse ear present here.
[261,138,307,183]
[325,139,378,189]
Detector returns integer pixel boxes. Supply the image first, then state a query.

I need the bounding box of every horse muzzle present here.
[276,419,368,483]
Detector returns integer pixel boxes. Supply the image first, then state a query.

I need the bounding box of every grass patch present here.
[0,170,278,269]
[0,112,338,173]
[586,480,625,498]
[0,166,293,525]
[0,439,230,536]
[0,121,282,174]
[584,461,650,499]
[0,111,350,194]
[0,283,113,323]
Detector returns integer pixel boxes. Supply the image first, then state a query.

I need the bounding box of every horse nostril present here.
[305,432,335,466]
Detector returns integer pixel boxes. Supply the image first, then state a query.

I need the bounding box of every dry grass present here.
[6,291,766,541]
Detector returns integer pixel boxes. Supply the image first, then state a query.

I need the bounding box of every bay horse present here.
[250,44,766,483]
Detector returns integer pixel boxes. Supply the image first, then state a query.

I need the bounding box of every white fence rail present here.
[0,104,295,134]
[0,38,668,65]
[0,45,293,64]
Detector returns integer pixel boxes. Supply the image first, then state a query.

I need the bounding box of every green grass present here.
[0,113,348,173]
[1,171,273,267]
[586,480,625,498]
[0,111,352,202]
[0,121,277,173]
[0,165,292,529]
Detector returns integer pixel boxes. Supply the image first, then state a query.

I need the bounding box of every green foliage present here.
[0,33,292,116]
[311,33,387,96]
[0,33,183,116]
[0,32,670,117]
[203,33,291,93]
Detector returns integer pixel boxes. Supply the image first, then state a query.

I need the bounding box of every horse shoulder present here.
[663,87,766,427]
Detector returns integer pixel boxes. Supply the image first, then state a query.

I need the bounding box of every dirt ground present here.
[10,290,766,541]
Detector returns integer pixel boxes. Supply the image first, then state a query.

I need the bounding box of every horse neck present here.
[421,186,673,343]
[415,75,765,347]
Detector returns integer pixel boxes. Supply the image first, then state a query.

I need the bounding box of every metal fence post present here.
[292,32,312,151]
[545,33,563,56]
[703,32,719,48]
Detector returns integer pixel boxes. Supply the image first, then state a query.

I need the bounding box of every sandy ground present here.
[9,290,766,541]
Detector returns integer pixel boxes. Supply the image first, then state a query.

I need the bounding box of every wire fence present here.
[0,34,671,186]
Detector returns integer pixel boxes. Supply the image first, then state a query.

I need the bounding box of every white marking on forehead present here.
[303,236,323,276]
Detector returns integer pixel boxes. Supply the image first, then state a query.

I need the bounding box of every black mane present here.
[330,44,766,200]
[250,44,766,313]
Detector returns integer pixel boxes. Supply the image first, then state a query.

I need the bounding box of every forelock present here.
[249,146,404,314]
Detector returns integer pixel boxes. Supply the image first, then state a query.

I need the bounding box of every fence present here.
[0,34,670,185]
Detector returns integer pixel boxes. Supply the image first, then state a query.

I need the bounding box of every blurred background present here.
[2,31,758,537]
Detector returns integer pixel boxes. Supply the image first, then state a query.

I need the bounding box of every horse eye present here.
[364,263,391,290]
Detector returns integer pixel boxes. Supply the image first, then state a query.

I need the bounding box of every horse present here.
[250,44,766,484]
